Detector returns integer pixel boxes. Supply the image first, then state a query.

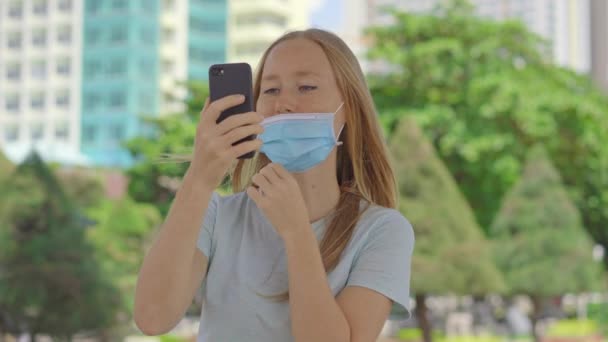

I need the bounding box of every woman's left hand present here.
[247,163,310,240]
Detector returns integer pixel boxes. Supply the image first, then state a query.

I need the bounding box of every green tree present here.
[0,152,121,341]
[56,168,106,210]
[389,117,504,342]
[85,197,161,336]
[490,146,605,342]
[368,0,608,268]
[0,151,14,182]
[125,81,211,216]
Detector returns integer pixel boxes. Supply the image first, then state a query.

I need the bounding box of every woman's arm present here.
[133,169,213,335]
[284,225,394,342]
[283,225,351,342]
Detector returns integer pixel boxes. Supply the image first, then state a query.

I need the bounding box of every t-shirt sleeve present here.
[346,211,415,319]
[197,191,221,259]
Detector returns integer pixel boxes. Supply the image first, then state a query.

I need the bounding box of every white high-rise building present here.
[228,0,312,72]
[341,0,591,74]
[590,0,608,92]
[0,0,84,163]
[0,0,87,165]
[159,0,190,115]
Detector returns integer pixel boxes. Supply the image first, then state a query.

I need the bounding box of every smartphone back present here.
[209,63,254,124]
[208,63,255,159]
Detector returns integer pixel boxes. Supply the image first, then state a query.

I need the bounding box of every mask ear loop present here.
[336,125,345,146]
[334,102,345,146]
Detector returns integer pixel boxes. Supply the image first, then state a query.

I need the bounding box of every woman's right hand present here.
[188,94,264,190]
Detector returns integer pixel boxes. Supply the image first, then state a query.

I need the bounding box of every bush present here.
[588,303,608,335]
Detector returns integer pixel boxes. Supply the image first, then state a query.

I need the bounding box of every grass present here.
[546,319,600,337]
[394,320,606,342]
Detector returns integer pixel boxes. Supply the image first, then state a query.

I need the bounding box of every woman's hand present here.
[247,163,310,240]
[189,95,264,190]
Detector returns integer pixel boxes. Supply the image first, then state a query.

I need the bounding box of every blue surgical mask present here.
[259,103,345,173]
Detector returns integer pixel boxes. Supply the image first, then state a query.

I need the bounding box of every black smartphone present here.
[209,62,255,159]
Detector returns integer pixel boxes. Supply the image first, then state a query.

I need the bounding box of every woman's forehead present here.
[262,38,333,78]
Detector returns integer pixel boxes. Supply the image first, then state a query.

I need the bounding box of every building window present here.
[31,60,47,79]
[110,124,125,141]
[86,28,101,44]
[31,92,45,110]
[109,92,126,108]
[58,0,72,11]
[56,90,70,108]
[140,28,155,44]
[57,58,71,76]
[6,63,21,81]
[110,26,128,43]
[33,0,48,15]
[190,47,225,64]
[32,29,47,47]
[4,125,19,142]
[57,25,72,44]
[163,28,175,43]
[234,44,265,58]
[107,59,127,76]
[6,94,20,111]
[8,1,23,19]
[236,13,286,27]
[112,0,127,10]
[190,16,226,34]
[162,60,174,74]
[31,124,44,141]
[83,125,97,142]
[163,0,175,10]
[7,32,22,49]
[86,0,101,14]
[85,93,101,109]
[139,59,155,78]
[139,92,150,110]
[85,60,101,77]
[55,122,69,140]
[141,0,155,13]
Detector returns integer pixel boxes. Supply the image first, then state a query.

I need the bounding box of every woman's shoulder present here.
[356,201,414,241]
[360,201,411,226]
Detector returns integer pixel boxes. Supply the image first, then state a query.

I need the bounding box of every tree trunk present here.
[415,294,433,342]
[530,295,543,342]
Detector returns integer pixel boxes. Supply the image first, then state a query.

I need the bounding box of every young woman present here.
[134,28,415,342]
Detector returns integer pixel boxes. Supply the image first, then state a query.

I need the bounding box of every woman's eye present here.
[300,85,317,92]
[263,88,279,95]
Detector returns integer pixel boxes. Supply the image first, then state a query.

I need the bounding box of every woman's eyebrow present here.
[262,70,320,81]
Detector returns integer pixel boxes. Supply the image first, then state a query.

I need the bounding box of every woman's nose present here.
[273,95,296,114]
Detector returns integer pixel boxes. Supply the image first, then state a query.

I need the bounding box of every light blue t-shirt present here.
[196,191,415,342]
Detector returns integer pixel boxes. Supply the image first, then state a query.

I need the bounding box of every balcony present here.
[231,22,287,46]
[231,0,290,19]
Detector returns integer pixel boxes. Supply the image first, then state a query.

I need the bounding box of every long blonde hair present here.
[233,29,398,301]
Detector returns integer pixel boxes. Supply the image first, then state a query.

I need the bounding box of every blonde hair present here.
[232,29,398,301]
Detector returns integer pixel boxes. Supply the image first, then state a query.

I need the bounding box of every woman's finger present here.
[267,163,288,180]
[252,173,272,190]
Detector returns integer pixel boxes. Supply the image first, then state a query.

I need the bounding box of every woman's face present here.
[257,38,345,132]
